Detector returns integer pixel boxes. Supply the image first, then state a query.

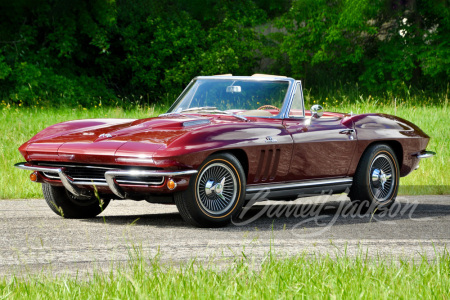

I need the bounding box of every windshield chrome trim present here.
[283,80,306,119]
[194,76,295,82]
[166,76,296,119]
[166,79,195,113]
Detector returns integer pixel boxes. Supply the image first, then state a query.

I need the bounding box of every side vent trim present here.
[254,149,280,182]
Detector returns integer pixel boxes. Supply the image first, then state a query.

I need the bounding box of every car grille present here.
[65,167,109,181]
[38,163,164,185]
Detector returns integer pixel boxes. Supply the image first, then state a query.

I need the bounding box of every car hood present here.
[20,115,236,164]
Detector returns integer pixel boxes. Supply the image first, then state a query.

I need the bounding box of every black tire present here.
[174,153,246,227]
[349,144,400,210]
[42,183,110,218]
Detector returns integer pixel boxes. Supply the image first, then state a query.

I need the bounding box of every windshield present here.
[166,79,290,116]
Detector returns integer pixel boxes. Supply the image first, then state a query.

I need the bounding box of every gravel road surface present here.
[1,194,449,276]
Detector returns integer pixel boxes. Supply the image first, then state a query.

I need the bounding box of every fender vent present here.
[254,149,280,182]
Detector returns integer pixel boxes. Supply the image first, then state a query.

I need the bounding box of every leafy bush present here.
[0,0,448,107]
[274,0,450,93]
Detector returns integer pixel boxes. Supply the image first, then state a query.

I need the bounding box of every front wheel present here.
[42,183,110,218]
[175,153,246,227]
[349,144,400,210]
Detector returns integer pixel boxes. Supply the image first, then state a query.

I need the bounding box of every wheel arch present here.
[361,140,403,169]
[209,149,249,180]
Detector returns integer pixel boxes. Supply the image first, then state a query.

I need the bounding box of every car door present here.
[282,82,357,180]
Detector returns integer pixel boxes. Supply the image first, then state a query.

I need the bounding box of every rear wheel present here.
[349,144,399,210]
[42,183,110,218]
[175,153,246,227]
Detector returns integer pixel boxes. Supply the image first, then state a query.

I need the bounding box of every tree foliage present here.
[0,0,448,106]
[274,0,450,92]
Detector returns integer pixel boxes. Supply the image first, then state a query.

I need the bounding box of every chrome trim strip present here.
[104,169,197,199]
[70,181,109,187]
[38,163,116,170]
[71,177,107,182]
[116,179,164,185]
[246,177,353,193]
[415,151,436,159]
[68,177,165,186]
[14,163,84,196]
[106,170,199,177]
[42,172,60,179]
[15,163,61,173]
[44,173,162,186]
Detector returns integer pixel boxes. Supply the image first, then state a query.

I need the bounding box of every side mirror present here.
[310,104,323,119]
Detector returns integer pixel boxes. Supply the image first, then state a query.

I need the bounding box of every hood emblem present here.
[99,133,113,138]
[265,136,277,143]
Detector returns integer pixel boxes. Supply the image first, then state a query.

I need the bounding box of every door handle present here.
[339,129,355,135]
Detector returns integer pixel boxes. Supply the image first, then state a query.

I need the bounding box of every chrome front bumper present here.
[412,150,436,170]
[14,162,197,199]
[415,150,436,159]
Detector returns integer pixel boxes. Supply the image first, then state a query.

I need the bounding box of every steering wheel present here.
[257,105,280,111]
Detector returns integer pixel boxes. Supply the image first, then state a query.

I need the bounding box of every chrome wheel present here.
[197,162,238,215]
[175,153,246,227]
[369,153,395,202]
[349,144,399,209]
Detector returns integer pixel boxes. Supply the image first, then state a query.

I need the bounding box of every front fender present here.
[152,122,294,181]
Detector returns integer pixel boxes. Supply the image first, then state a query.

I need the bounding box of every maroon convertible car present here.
[15,75,435,227]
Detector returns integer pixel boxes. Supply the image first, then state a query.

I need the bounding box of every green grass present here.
[0,250,449,299]
[1,105,167,199]
[1,98,448,199]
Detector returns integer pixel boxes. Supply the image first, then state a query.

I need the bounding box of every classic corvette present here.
[15,74,435,227]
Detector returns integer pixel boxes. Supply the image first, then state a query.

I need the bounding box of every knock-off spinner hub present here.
[205,177,226,200]
[372,168,391,189]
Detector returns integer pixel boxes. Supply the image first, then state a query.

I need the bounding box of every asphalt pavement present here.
[0,194,449,276]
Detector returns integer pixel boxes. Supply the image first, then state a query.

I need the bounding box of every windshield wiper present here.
[159,106,217,117]
[180,106,218,113]
[190,108,247,121]
[215,111,247,121]
[159,106,247,121]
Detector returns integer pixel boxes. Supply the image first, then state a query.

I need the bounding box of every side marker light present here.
[30,172,38,182]
[167,179,177,190]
